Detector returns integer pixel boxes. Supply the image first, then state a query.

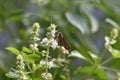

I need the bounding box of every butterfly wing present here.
[58,32,70,51]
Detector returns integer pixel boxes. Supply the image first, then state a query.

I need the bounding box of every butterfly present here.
[57,32,70,54]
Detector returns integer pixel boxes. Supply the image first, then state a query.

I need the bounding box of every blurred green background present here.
[0,0,120,80]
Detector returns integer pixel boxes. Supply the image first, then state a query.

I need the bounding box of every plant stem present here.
[64,63,70,80]
[99,48,106,63]
[53,54,61,79]
[101,66,120,73]
[32,70,35,80]
[32,62,35,80]
[101,56,113,65]
[45,44,50,74]
[63,55,70,80]
[53,68,58,80]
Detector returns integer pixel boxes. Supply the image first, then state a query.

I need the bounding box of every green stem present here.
[53,68,58,80]
[45,44,50,74]
[64,62,70,80]
[99,48,106,63]
[62,55,71,80]
[32,62,35,80]
[101,66,120,73]
[101,56,113,65]
[53,54,61,79]
[32,71,35,80]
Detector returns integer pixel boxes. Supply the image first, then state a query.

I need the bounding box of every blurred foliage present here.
[0,0,120,80]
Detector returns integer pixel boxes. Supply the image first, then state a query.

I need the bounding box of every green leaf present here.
[95,69,108,80]
[6,47,20,55]
[74,66,95,75]
[60,75,66,80]
[69,50,86,60]
[7,9,24,22]
[110,48,120,58]
[65,12,90,34]
[74,66,108,80]
[80,4,99,33]
[78,66,95,73]
[7,16,22,22]
[87,14,99,33]
[8,9,24,17]
[28,54,41,61]
[88,51,98,59]
[105,18,119,28]
[22,52,41,63]
[22,47,31,53]
[5,73,18,78]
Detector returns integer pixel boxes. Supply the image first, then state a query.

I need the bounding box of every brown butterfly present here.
[57,32,70,53]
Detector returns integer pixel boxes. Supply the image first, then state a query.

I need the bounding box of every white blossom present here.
[51,40,58,49]
[51,30,56,37]
[40,60,46,66]
[105,36,116,45]
[41,38,49,46]
[41,72,52,80]
[30,43,38,51]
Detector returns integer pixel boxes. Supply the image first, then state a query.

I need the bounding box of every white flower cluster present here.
[16,55,28,80]
[41,24,58,49]
[40,60,56,69]
[105,28,118,49]
[41,72,52,80]
[105,36,116,46]
[41,38,58,49]
[30,43,39,51]
[30,23,40,52]
[16,55,25,69]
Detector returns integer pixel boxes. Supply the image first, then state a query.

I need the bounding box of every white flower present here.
[51,30,56,37]
[48,61,57,68]
[42,50,46,53]
[40,60,46,65]
[22,75,28,80]
[105,36,116,45]
[51,24,57,30]
[41,38,49,46]
[51,40,58,49]
[41,72,52,80]
[17,55,23,60]
[41,50,46,57]
[47,24,57,31]
[48,61,53,69]
[33,37,40,41]
[30,43,38,51]
[40,60,56,69]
